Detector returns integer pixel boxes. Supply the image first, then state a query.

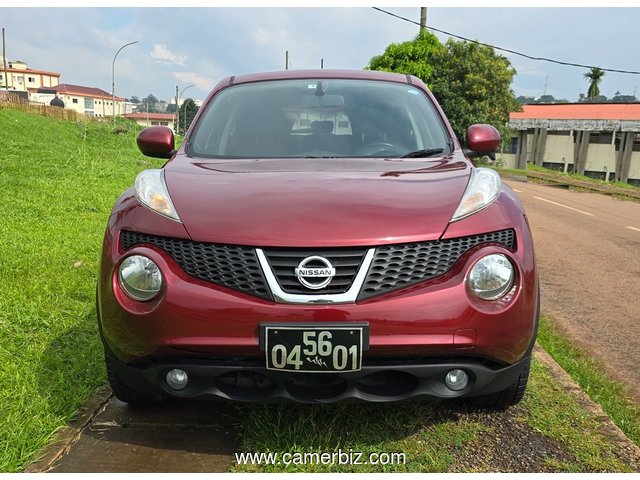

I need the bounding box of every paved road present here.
[503,178,640,402]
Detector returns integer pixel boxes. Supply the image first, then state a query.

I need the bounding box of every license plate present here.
[260,324,369,373]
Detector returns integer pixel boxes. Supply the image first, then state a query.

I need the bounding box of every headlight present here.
[468,254,514,300]
[119,255,163,301]
[451,168,501,222]
[135,169,181,222]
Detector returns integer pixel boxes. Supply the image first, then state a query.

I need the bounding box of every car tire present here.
[105,354,164,405]
[467,357,531,410]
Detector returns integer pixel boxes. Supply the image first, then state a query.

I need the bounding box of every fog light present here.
[118,255,163,301]
[445,369,468,391]
[166,369,189,390]
[468,253,514,300]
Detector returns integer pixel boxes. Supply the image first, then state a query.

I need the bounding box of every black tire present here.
[105,354,164,405]
[467,357,531,410]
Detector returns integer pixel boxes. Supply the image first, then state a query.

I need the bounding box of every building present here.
[123,112,176,130]
[0,60,60,93]
[505,103,640,185]
[38,84,126,118]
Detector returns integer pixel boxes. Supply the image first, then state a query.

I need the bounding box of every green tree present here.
[368,30,444,84]
[367,32,520,143]
[178,98,199,134]
[139,94,159,113]
[584,67,605,99]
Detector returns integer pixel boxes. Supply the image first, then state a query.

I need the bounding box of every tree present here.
[584,67,605,99]
[178,98,199,134]
[129,95,140,104]
[139,94,159,113]
[367,31,520,143]
[368,30,444,84]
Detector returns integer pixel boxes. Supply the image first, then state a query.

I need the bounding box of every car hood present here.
[164,156,470,247]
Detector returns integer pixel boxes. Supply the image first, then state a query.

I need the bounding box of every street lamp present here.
[177,83,195,135]
[112,41,138,125]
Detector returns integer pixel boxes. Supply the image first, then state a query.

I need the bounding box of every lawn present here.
[0,108,164,471]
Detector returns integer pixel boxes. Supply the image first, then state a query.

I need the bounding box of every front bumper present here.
[107,352,532,403]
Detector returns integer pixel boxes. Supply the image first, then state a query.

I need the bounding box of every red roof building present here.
[38,83,126,118]
[506,103,640,185]
[123,112,176,130]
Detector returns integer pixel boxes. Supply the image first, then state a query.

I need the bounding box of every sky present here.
[2,6,640,104]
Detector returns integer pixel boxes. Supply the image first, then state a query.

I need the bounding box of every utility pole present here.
[2,28,8,91]
[285,50,289,70]
[420,7,427,33]
[175,85,179,135]
[321,58,324,69]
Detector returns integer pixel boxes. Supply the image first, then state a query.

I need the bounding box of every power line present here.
[372,7,640,76]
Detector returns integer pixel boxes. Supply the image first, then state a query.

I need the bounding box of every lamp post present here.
[178,83,195,135]
[112,40,137,125]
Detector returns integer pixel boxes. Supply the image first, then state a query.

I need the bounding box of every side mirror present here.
[137,126,176,159]
[464,124,501,161]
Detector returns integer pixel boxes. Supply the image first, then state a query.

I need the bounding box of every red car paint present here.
[98,69,538,405]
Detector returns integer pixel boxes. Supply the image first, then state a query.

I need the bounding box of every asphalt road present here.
[503,178,640,403]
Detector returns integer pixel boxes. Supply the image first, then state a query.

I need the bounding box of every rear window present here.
[189,78,450,158]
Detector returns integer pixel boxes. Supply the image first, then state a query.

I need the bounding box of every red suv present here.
[98,69,538,408]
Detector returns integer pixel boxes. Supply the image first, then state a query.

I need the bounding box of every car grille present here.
[120,229,515,302]
[261,248,369,295]
[358,229,516,300]
[120,231,272,301]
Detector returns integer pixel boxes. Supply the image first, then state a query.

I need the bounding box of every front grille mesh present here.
[121,229,515,302]
[120,231,272,300]
[359,230,515,299]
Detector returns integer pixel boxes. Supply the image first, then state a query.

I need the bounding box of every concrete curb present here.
[532,346,640,466]
[24,385,112,473]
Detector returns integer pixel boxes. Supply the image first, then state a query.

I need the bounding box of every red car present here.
[98,69,538,408]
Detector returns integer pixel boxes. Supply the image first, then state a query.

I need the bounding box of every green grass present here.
[231,401,488,472]
[0,109,164,472]
[536,315,640,447]
[521,360,633,472]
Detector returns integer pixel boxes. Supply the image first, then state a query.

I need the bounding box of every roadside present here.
[25,347,640,473]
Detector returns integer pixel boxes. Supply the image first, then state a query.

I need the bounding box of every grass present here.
[0,109,164,472]
[536,315,640,447]
[491,163,640,194]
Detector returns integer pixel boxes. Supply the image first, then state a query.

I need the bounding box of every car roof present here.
[229,69,413,86]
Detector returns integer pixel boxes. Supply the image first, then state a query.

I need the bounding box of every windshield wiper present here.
[400,148,445,158]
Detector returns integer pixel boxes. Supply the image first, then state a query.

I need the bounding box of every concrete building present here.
[504,104,640,185]
[123,112,176,130]
[0,60,60,92]
[38,84,126,118]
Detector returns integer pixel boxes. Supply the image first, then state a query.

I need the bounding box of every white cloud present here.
[151,44,187,66]
[173,71,216,92]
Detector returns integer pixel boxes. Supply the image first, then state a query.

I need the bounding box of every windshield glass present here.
[189,78,451,158]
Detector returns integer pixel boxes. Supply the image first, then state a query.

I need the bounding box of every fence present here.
[0,91,81,122]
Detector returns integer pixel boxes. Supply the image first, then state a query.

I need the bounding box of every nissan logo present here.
[294,256,336,290]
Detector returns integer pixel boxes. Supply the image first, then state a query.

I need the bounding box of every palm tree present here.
[584,67,605,99]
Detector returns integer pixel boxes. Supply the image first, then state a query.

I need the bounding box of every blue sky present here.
[2,7,640,103]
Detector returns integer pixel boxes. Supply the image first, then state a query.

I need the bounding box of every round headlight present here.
[468,254,514,300]
[118,255,163,301]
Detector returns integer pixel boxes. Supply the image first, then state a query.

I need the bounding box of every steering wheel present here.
[357,142,402,157]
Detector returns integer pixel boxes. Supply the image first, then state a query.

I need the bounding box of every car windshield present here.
[188,78,451,159]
